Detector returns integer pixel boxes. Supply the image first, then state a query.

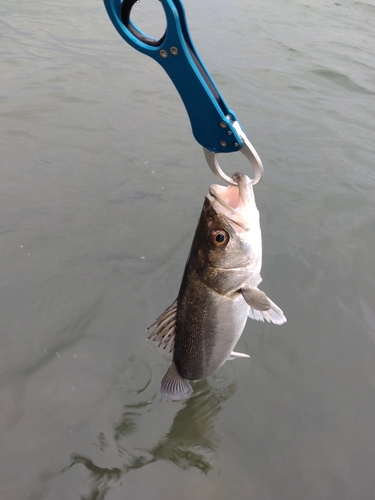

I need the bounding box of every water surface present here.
[1,0,375,499]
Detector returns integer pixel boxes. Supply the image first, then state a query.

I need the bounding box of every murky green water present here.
[1,0,375,499]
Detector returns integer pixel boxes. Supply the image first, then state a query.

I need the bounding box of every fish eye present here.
[209,229,229,248]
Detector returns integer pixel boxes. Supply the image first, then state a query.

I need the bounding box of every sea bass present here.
[148,172,286,400]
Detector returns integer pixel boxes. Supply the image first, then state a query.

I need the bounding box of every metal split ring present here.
[204,121,264,186]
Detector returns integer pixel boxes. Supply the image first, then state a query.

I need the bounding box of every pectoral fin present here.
[228,351,250,360]
[242,288,287,325]
[147,299,178,352]
[242,288,271,310]
[160,362,193,401]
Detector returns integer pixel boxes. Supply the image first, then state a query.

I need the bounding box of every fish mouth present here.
[208,172,256,230]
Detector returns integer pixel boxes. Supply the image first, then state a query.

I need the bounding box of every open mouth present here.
[209,184,240,213]
[208,173,254,231]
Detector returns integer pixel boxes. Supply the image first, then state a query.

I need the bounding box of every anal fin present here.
[228,351,250,360]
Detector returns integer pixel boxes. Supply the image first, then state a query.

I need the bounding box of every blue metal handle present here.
[103,0,243,153]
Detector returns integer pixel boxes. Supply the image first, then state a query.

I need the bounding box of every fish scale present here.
[148,173,286,400]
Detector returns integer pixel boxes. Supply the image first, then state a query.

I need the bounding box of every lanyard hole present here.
[121,0,167,47]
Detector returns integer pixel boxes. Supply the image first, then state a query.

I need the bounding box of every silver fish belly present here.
[148,173,286,400]
[172,257,249,380]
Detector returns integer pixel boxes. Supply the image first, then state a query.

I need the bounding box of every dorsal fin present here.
[147,299,178,352]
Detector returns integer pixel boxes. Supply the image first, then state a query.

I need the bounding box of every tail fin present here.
[160,362,193,401]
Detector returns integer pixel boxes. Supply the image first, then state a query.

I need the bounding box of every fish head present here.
[192,172,262,290]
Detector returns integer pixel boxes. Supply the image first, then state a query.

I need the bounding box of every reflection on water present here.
[2,0,375,498]
[38,377,236,499]
[121,379,236,473]
[69,456,122,500]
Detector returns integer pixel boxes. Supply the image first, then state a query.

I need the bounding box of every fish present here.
[148,172,286,400]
